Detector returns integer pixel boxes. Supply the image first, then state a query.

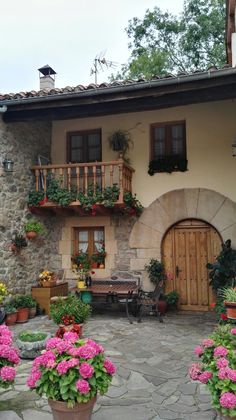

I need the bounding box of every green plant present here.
[4,303,17,314]
[18,331,47,342]
[50,294,91,325]
[27,334,116,407]
[46,179,76,206]
[71,252,91,274]
[145,259,166,284]
[207,239,236,293]
[12,295,30,309]
[164,290,179,307]
[123,192,143,216]
[148,157,188,175]
[221,287,236,303]
[24,219,45,234]
[23,295,37,309]
[189,324,236,418]
[108,129,133,162]
[11,233,27,250]
[28,190,45,207]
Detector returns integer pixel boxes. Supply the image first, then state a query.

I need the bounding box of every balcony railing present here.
[31,158,134,206]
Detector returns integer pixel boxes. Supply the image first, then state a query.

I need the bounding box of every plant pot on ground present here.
[221,287,236,319]
[16,331,51,359]
[50,294,91,333]
[4,303,17,326]
[11,295,30,323]
[24,218,45,239]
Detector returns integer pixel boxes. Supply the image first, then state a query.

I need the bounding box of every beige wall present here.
[52,99,236,207]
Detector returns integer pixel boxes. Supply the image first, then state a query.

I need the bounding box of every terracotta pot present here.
[29,307,37,318]
[58,323,83,337]
[91,262,98,269]
[16,308,29,323]
[48,396,96,420]
[157,300,167,315]
[5,312,17,326]
[225,301,236,319]
[26,231,37,239]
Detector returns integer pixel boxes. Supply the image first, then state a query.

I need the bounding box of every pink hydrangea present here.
[33,350,56,368]
[198,371,213,384]
[216,358,229,369]
[0,326,13,346]
[194,346,203,356]
[76,379,90,394]
[189,363,202,380]
[69,347,81,357]
[231,328,236,335]
[46,337,63,350]
[0,366,16,382]
[56,360,70,375]
[86,339,104,354]
[218,368,229,380]
[63,332,79,343]
[77,345,97,360]
[104,358,116,375]
[220,392,236,409]
[26,366,42,388]
[227,369,236,382]
[214,346,228,358]
[67,358,79,368]
[0,345,20,365]
[202,339,214,348]
[79,362,94,379]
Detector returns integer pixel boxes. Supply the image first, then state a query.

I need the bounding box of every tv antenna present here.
[90,52,117,84]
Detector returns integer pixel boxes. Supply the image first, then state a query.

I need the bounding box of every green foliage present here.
[207,240,236,293]
[164,290,179,307]
[71,252,91,272]
[148,157,188,175]
[47,179,76,206]
[221,287,236,303]
[12,295,31,309]
[28,190,45,207]
[145,259,166,284]
[108,130,133,163]
[112,0,226,80]
[4,303,17,314]
[50,294,91,325]
[12,233,27,250]
[123,192,143,216]
[18,331,47,342]
[24,218,45,234]
[189,324,236,418]
[23,295,37,308]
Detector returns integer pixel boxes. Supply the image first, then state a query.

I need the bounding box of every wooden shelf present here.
[31,282,68,316]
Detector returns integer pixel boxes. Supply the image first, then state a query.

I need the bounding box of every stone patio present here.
[0,311,222,420]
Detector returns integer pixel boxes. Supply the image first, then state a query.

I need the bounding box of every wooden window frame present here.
[67,129,102,163]
[150,120,186,160]
[74,227,105,257]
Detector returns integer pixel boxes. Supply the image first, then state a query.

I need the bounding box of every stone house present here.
[1,6,236,310]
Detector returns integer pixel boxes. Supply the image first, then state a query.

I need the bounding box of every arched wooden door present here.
[162,219,222,311]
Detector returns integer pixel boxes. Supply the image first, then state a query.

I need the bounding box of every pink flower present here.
[33,351,56,368]
[63,332,79,343]
[76,379,90,394]
[0,366,16,382]
[56,361,70,375]
[86,339,104,354]
[69,347,81,357]
[77,345,97,360]
[231,328,236,335]
[26,366,42,388]
[194,346,203,356]
[188,363,202,380]
[202,339,214,348]
[56,340,72,355]
[198,371,212,384]
[0,345,20,365]
[216,358,229,369]
[220,392,236,409]
[218,368,229,380]
[214,346,228,358]
[46,337,63,350]
[79,362,94,379]
[67,358,79,368]
[227,369,236,382]
[104,358,116,375]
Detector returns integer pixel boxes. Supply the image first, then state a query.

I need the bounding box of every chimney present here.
[38,64,56,90]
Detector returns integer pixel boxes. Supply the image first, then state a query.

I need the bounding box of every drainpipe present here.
[0,105,7,113]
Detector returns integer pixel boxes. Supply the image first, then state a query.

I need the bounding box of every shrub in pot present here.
[12,295,30,323]
[221,287,236,320]
[24,218,45,239]
[4,303,17,326]
[164,290,179,310]
[27,333,116,420]
[24,295,37,318]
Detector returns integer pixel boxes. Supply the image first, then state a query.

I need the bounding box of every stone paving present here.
[0,311,222,420]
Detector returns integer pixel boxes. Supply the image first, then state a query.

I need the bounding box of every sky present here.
[1,0,184,93]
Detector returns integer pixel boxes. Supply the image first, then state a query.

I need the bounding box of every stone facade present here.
[0,116,63,292]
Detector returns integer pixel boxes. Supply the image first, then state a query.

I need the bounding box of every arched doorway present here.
[162,219,222,311]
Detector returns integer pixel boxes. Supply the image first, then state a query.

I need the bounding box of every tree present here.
[112,0,226,80]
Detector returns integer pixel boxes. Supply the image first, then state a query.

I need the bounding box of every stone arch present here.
[129,188,236,285]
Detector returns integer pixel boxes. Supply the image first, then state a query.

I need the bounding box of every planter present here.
[48,396,96,420]
[5,312,17,326]
[40,279,57,288]
[26,231,37,239]
[58,323,83,337]
[29,307,37,318]
[224,301,236,319]
[77,280,86,289]
[16,331,51,359]
[157,300,167,315]
[16,308,29,323]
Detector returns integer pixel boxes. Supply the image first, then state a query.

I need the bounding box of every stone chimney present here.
[38,65,56,89]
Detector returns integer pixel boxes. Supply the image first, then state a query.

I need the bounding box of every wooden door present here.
[162,219,222,311]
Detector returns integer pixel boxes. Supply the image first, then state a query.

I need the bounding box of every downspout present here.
[0,105,7,113]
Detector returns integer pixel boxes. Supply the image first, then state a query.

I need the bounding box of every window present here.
[149,121,187,174]
[67,130,101,163]
[74,227,105,268]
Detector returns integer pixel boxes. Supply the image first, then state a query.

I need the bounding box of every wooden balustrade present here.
[31,159,134,206]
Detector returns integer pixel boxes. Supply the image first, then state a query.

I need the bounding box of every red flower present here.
[39,197,48,206]
[91,271,95,275]
[210,303,216,308]
[220,313,228,321]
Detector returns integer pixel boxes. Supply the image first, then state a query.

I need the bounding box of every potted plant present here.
[10,233,27,253]
[164,290,179,311]
[189,324,236,419]
[24,295,37,318]
[0,325,20,389]
[24,218,45,239]
[27,333,116,420]
[4,303,17,326]
[108,129,133,159]
[16,331,50,359]
[221,287,236,319]
[50,294,91,336]
[145,259,167,314]
[38,270,56,287]
[12,295,30,323]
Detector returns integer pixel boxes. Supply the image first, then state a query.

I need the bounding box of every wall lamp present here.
[2,158,14,172]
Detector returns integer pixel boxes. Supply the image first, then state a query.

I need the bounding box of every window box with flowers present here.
[189,324,236,419]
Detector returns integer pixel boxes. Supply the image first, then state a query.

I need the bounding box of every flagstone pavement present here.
[0,311,223,420]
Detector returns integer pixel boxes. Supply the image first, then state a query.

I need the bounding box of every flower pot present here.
[157,300,167,315]
[217,411,236,419]
[77,280,86,289]
[91,262,98,269]
[16,308,29,323]
[29,307,37,318]
[26,231,37,239]
[224,301,236,319]
[58,323,83,337]
[5,312,17,326]
[41,279,57,288]
[48,396,96,420]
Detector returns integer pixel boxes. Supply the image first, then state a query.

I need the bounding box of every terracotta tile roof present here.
[0,65,232,103]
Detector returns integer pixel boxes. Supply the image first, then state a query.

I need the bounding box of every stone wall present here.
[0,116,62,293]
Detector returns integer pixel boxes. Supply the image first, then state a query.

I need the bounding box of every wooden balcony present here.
[31,158,135,216]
